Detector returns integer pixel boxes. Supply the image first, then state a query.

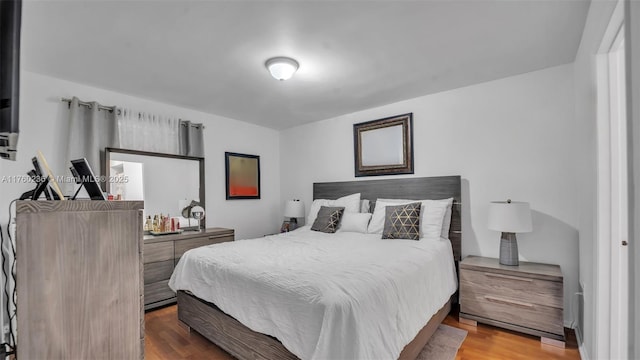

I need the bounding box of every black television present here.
[0,0,21,161]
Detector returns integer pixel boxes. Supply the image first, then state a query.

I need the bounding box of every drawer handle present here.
[484,272,533,283]
[484,295,534,309]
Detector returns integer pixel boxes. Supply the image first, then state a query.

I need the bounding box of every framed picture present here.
[225,152,261,200]
[280,221,291,233]
[353,113,414,177]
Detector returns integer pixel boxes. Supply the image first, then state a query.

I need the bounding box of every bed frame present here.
[177,175,462,360]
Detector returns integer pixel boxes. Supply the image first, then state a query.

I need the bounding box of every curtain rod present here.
[61,97,116,113]
[60,97,203,128]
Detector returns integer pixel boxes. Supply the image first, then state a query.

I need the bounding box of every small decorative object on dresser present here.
[283,199,305,231]
[459,256,565,348]
[143,227,234,310]
[488,199,532,266]
[181,200,206,231]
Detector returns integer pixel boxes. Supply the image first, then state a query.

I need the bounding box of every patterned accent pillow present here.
[382,202,421,240]
[311,206,345,233]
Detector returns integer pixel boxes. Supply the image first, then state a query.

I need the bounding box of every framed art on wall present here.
[225,152,261,200]
[353,113,414,177]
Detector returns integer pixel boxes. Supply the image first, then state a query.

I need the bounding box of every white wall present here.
[0,71,281,241]
[280,64,579,326]
[572,1,617,358]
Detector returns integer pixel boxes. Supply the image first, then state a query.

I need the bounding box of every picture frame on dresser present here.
[280,220,291,233]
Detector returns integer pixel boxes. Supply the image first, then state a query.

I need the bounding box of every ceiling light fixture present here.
[265,57,299,81]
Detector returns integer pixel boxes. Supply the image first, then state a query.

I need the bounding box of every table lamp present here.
[284,199,305,231]
[488,199,532,266]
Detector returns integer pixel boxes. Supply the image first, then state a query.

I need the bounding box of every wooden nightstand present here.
[459,255,565,347]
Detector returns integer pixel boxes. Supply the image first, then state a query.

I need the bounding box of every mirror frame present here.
[105,147,206,228]
[353,113,414,177]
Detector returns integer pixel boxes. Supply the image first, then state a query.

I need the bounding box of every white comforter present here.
[169,227,457,360]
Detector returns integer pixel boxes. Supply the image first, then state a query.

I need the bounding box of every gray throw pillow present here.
[311,206,345,233]
[382,202,421,240]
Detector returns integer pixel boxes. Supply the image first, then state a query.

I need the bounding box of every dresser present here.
[17,200,145,359]
[143,227,234,310]
[459,256,565,347]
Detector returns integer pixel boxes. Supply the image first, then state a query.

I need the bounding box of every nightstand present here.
[459,255,565,347]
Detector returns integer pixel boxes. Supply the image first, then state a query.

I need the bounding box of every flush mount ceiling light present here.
[265,57,299,81]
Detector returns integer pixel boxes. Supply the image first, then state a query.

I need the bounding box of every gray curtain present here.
[66,97,119,193]
[179,120,204,157]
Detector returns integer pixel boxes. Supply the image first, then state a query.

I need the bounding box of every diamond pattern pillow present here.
[382,202,421,240]
[311,206,345,233]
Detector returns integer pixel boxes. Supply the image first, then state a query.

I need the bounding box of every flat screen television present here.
[0,0,21,161]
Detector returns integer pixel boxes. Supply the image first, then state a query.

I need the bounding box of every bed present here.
[170,176,462,360]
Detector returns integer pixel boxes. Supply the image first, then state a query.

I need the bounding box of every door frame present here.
[595,1,629,358]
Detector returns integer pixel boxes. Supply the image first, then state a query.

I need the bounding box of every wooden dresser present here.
[143,227,234,310]
[459,255,565,347]
[17,200,145,359]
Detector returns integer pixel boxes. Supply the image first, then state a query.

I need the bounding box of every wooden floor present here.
[145,305,581,360]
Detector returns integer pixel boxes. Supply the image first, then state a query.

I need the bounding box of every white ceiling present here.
[22,0,590,129]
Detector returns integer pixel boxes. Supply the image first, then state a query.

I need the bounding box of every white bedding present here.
[169,227,457,360]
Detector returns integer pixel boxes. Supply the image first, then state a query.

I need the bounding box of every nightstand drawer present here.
[461,293,564,336]
[461,269,562,308]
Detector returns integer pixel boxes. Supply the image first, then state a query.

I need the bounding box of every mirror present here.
[353,113,414,177]
[105,148,205,228]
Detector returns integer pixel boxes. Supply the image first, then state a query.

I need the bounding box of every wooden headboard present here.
[313,175,462,261]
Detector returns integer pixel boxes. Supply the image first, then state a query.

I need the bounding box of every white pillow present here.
[338,212,372,233]
[307,193,361,225]
[360,199,371,213]
[441,201,454,238]
[368,197,453,238]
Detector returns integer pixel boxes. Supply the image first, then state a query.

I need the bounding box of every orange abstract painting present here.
[225,152,260,199]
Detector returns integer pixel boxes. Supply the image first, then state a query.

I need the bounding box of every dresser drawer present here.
[144,280,175,305]
[143,259,174,284]
[461,292,564,336]
[143,242,173,264]
[460,269,562,308]
[174,235,233,259]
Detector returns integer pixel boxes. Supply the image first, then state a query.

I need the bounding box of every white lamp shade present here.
[284,200,305,218]
[266,57,299,81]
[488,201,532,233]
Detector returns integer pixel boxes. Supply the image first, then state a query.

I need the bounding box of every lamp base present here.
[289,218,298,231]
[499,232,519,266]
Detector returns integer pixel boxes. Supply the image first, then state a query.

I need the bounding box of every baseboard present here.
[575,326,589,360]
